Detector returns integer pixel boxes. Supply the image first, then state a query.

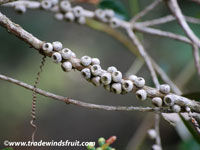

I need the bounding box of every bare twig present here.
[167,0,200,47]
[126,28,160,89]
[0,74,171,113]
[192,44,200,76]
[167,0,200,76]
[136,15,200,27]
[1,11,200,113]
[130,0,162,23]
[133,25,192,44]
[0,0,18,5]
[155,114,162,148]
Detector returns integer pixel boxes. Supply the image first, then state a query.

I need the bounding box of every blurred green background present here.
[0,0,200,149]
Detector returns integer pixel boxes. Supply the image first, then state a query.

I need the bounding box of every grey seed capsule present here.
[91,58,100,65]
[164,94,175,106]
[159,84,170,94]
[64,11,75,22]
[52,52,62,63]
[136,89,147,101]
[101,72,112,85]
[61,48,72,59]
[91,64,102,76]
[134,77,145,88]
[112,71,122,82]
[42,42,53,53]
[91,76,101,86]
[73,6,84,17]
[15,5,26,14]
[81,68,91,80]
[152,97,163,107]
[54,13,64,20]
[60,0,71,12]
[128,75,137,82]
[41,0,52,10]
[52,41,63,51]
[81,56,92,67]
[62,61,72,72]
[172,105,181,113]
[122,80,133,92]
[111,83,122,94]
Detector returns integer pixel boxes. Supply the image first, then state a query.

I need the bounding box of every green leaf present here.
[182,92,200,101]
[1,148,13,150]
[179,138,200,150]
[98,0,130,20]
[180,114,200,145]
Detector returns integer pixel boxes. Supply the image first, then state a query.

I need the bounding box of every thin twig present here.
[133,25,192,44]
[126,28,160,89]
[1,11,200,113]
[155,113,162,148]
[0,74,171,113]
[0,0,18,5]
[167,0,200,77]
[130,0,162,23]
[136,15,200,27]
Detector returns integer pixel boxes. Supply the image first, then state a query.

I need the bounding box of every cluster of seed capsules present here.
[41,41,187,113]
[53,0,120,27]
[13,0,120,28]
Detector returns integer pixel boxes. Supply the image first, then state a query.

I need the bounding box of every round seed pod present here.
[64,11,75,22]
[77,16,86,24]
[91,64,101,76]
[103,84,111,92]
[61,48,72,59]
[152,145,161,150]
[147,129,157,140]
[42,42,53,53]
[71,52,76,58]
[152,97,163,107]
[159,84,170,94]
[122,80,133,92]
[52,52,62,63]
[128,75,137,82]
[14,5,26,14]
[109,18,120,28]
[95,9,104,19]
[50,0,58,5]
[91,58,100,65]
[98,137,105,146]
[104,9,115,19]
[136,89,147,101]
[112,71,122,82]
[87,142,95,150]
[62,61,72,72]
[60,0,71,12]
[111,83,122,94]
[81,56,92,67]
[186,106,191,112]
[52,41,63,51]
[134,77,145,88]
[164,94,175,106]
[54,13,64,20]
[81,68,91,80]
[172,105,181,113]
[107,66,117,73]
[41,0,52,10]
[73,6,84,17]
[91,76,101,86]
[101,72,112,85]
